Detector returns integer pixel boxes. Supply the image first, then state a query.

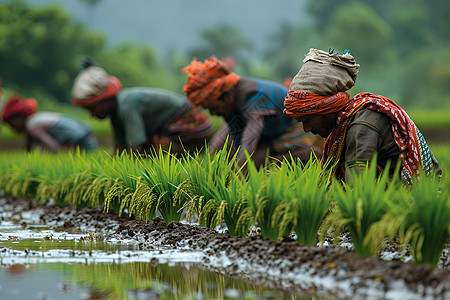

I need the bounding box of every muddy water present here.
[0,221,319,300]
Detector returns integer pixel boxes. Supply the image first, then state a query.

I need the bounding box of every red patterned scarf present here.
[324,93,425,183]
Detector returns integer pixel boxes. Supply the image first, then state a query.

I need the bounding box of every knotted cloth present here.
[289,48,359,95]
[71,66,122,108]
[181,57,240,108]
[284,91,352,120]
[1,95,38,121]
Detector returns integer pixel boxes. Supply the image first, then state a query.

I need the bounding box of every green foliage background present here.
[0,0,449,139]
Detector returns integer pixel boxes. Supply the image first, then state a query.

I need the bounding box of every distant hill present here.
[26,0,309,55]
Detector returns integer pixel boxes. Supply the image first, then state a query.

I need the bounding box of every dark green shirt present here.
[345,109,402,176]
[111,87,186,147]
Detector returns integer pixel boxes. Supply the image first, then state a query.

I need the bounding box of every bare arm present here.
[209,124,230,155]
[236,114,264,166]
[27,126,61,152]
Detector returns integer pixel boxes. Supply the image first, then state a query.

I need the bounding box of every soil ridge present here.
[1,197,449,299]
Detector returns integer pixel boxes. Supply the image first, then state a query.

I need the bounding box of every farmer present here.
[71,64,214,156]
[284,48,441,185]
[1,94,98,152]
[181,56,322,169]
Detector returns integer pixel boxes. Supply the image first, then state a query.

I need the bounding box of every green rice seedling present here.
[289,157,332,245]
[401,171,449,266]
[211,175,252,237]
[332,158,400,257]
[3,150,48,198]
[181,140,239,228]
[429,143,450,171]
[376,169,449,266]
[0,152,21,195]
[34,151,86,205]
[245,157,296,241]
[102,152,143,215]
[65,151,116,208]
[138,147,191,224]
[57,151,100,206]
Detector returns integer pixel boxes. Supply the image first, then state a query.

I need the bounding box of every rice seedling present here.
[1,150,48,198]
[138,147,191,224]
[332,158,401,257]
[210,174,252,237]
[288,157,332,245]
[181,140,239,228]
[34,150,92,205]
[102,152,143,215]
[244,156,296,241]
[67,151,116,208]
[389,170,450,266]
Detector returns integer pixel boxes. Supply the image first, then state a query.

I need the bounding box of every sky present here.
[26,0,309,54]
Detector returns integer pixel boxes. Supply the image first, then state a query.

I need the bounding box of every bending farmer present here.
[71,65,214,155]
[182,56,322,169]
[1,94,98,152]
[284,48,441,185]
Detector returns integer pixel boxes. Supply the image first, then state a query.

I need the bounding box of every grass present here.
[245,157,296,241]
[386,170,450,266]
[332,159,403,257]
[408,110,450,129]
[289,157,332,246]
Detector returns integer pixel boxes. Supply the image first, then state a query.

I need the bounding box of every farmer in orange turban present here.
[1,94,98,152]
[71,59,214,156]
[182,56,322,170]
[284,48,441,184]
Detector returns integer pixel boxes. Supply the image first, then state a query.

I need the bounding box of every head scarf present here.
[284,49,359,120]
[71,66,122,108]
[1,95,38,121]
[181,57,240,108]
[284,91,352,121]
[289,48,359,95]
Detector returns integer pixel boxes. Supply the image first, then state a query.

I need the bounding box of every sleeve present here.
[344,110,391,175]
[236,114,264,163]
[210,124,231,154]
[123,107,148,147]
[111,118,125,146]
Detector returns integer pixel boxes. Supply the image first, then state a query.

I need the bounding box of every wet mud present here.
[1,196,449,299]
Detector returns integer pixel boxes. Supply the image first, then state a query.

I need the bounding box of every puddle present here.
[0,220,322,299]
[1,262,310,300]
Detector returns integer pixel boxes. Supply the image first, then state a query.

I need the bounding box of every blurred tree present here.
[0,2,105,102]
[322,2,402,99]
[388,0,431,57]
[306,0,392,30]
[264,22,322,80]
[187,24,253,72]
[401,47,450,109]
[94,42,174,91]
[390,0,450,55]
[325,2,393,66]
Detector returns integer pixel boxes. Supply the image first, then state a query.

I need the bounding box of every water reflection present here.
[0,262,321,299]
[0,218,326,299]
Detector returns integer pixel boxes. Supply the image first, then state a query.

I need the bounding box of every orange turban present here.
[181,57,240,108]
[284,91,352,121]
[1,95,38,121]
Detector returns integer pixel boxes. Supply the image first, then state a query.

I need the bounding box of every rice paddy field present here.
[0,142,449,299]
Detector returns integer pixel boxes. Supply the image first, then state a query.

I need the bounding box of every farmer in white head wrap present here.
[71,60,214,155]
